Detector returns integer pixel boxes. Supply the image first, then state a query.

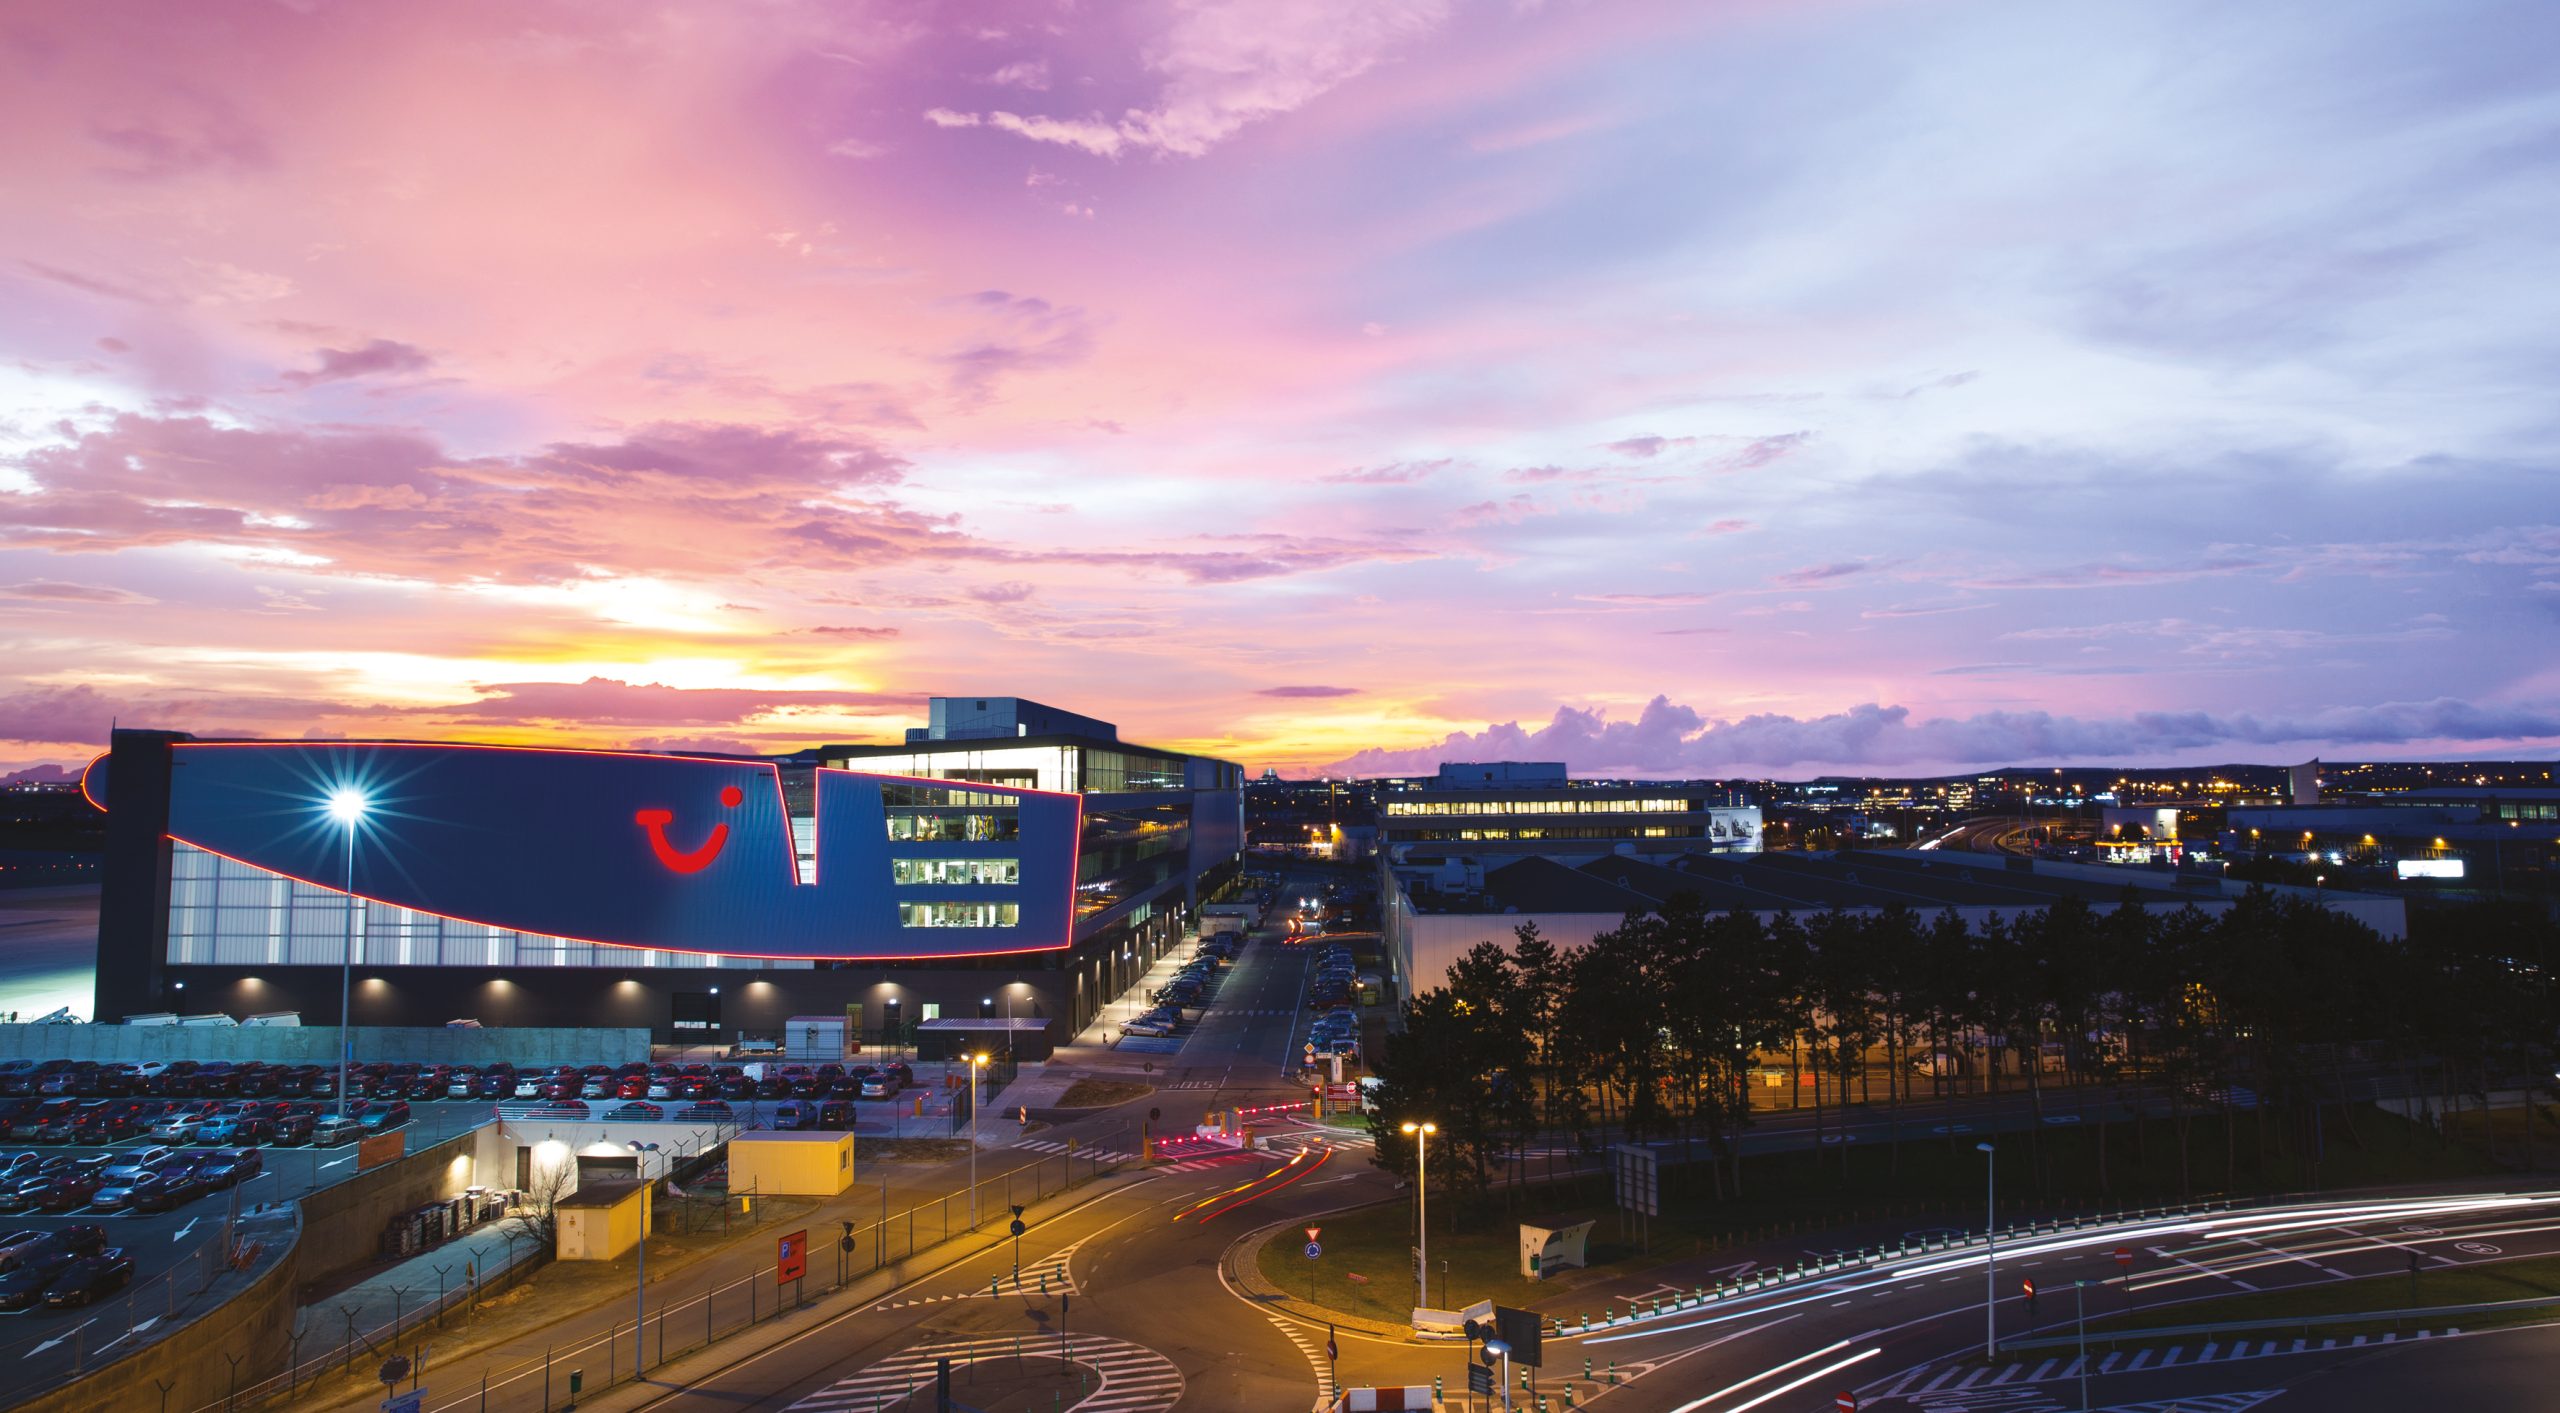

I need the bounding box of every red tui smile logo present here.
[636,785,744,873]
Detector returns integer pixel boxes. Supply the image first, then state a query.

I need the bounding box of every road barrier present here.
[1994,1290,2560,1354]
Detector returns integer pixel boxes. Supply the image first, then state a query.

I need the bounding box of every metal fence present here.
[194,1134,1130,1413]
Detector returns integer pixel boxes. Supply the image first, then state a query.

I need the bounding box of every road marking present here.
[29,1318,94,1355]
[782,1332,1183,1412]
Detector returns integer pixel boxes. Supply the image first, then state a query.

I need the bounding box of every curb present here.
[1225,1199,1429,1341]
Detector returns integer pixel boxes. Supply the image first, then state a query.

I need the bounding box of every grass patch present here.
[2089,1251,2560,1337]
[1057,1079,1155,1108]
[1263,1104,2504,1322]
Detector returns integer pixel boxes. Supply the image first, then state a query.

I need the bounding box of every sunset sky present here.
[3,0,2556,779]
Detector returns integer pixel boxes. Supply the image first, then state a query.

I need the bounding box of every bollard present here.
[1608,1359,1618,1385]
[1584,1357,1592,1379]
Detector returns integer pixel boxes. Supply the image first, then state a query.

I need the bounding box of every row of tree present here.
[1367,890,2560,1213]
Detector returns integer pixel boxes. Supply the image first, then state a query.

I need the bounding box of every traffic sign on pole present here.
[1305,1241,1323,1259]
[2114,1246,2133,1271]
[1836,1394,1857,1412]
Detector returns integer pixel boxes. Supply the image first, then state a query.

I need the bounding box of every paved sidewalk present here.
[988,1063,1078,1114]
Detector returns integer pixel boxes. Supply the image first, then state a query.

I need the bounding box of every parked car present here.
[0,1225,101,1273]
[150,1110,212,1143]
[310,1117,366,1147]
[131,1167,212,1213]
[194,1151,260,1189]
[37,1168,103,1212]
[858,1070,903,1099]
[41,1248,135,1308]
[355,1100,410,1132]
[0,1248,76,1310]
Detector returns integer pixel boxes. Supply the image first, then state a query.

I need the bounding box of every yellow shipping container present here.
[728,1129,856,1197]
[555,1178,652,1262]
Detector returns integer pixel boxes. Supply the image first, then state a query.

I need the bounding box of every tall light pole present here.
[969,1052,989,1228]
[1977,1140,1997,1359]
[326,788,367,1122]
[628,1140,659,1371]
[2072,1279,2090,1410]
[1401,1120,1435,1312]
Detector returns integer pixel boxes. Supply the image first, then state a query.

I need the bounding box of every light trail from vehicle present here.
[1186,1146,1333,1223]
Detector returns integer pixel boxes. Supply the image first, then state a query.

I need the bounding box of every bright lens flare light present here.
[325,788,369,824]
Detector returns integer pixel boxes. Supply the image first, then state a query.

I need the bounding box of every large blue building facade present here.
[88,700,1243,1049]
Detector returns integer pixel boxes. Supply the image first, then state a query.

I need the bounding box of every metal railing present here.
[1995,1289,2560,1353]
[196,1136,1132,1413]
[1558,1198,2240,1337]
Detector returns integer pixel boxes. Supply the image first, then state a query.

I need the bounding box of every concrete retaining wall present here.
[17,1217,304,1413]
[294,1128,487,1290]
[0,1024,650,1067]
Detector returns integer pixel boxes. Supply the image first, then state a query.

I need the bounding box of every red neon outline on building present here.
[78,753,109,814]
[147,742,1086,962]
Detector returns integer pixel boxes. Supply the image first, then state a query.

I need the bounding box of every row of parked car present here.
[0,1095,408,1148]
[0,1226,134,1310]
[0,1055,930,1110]
[503,1060,917,1106]
[1307,943,1359,1010]
[1124,936,1240,1037]
[0,1145,264,1215]
[0,1059,358,1101]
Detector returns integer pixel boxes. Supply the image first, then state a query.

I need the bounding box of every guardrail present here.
[1557,1199,2239,1338]
[1995,1290,2560,1353]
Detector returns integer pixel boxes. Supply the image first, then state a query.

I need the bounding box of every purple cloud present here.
[280,338,432,387]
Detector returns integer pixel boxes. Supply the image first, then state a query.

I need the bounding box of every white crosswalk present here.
[1267,1315,1336,1405]
[1880,1329,2449,1405]
[875,1238,1087,1309]
[782,1332,1183,1412]
[1013,1138,1135,1163]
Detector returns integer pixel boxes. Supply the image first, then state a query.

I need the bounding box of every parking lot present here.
[1110,931,1242,1056]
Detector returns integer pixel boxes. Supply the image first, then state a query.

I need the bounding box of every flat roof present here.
[916,1017,1050,1031]
[732,1129,855,1143]
[1413,849,2284,917]
[558,1178,647,1208]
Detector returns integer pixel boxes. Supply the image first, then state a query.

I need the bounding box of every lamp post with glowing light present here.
[326,788,367,1122]
[1401,1120,1436,1312]
[969,1052,990,1228]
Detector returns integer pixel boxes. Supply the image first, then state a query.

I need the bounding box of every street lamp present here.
[1482,1336,1513,1412]
[1401,1120,1436,1313]
[1976,1140,1997,1359]
[2072,1279,2090,1410]
[628,1140,660,1372]
[325,788,367,1122]
[969,1052,990,1228]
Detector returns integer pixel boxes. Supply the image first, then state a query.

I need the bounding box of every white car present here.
[149,1114,207,1142]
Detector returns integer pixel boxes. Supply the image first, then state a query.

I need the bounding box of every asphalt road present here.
[1382,1185,2560,1413]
